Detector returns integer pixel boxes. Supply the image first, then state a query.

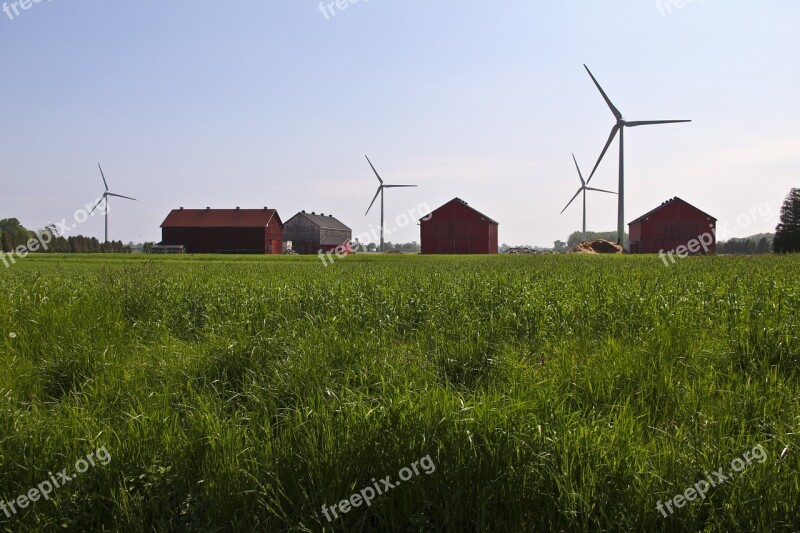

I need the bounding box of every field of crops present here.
[0,254,798,532]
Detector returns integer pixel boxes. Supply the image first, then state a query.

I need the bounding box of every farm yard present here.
[0,254,798,531]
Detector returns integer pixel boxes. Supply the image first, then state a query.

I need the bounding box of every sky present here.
[1,1,798,247]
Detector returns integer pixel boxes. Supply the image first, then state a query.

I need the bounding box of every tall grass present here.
[0,254,798,531]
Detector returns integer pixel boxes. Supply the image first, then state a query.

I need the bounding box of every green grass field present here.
[0,254,798,532]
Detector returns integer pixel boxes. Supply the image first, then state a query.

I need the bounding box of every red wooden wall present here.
[420,199,499,254]
[629,198,716,254]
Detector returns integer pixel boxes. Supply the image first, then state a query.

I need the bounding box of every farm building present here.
[420,198,499,254]
[160,207,283,254]
[628,197,717,254]
[282,211,352,255]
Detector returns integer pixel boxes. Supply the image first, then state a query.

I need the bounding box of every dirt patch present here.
[569,240,623,254]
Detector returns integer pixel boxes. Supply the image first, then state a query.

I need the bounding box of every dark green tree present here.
[0,218,33,250]
[773,188,800,253]
[1,230,12,252]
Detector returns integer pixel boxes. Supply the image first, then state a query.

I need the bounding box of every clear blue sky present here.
[2,1,798,246]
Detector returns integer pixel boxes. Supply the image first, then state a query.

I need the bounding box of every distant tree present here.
[53,236,70,253]
[0,230,11,252]
[44,223,61,237]
[0,218,33,249]
[0,218,21,233]
[396,241,420,253]
[724,239,741,254]
[773,188,800,253]
[553,240,568,252]
[756,237,770,254]
[750,233,775,247]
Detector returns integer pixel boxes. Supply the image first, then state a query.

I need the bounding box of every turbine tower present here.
[583,64,691,249]
[561,154,617,242]
[90,163,137,244]
[364,155,417,252]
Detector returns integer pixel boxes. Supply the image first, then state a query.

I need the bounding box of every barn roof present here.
[628,197,717,225]
[421,198,499,224]
[161,208,281,228]
[286,212,351,232]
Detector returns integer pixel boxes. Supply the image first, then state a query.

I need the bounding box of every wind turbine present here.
[90,163,137,244]
[364,155,417,252]
[583,64,691,249]
[561,154,617,242]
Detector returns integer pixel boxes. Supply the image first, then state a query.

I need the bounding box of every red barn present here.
[628,197,716,255]
[420,198,499,254]
[160,207,283,254]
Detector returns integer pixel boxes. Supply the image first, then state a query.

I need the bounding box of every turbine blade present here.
[98,163,109,191]
[365,155,383,184]
[587,125,620,183]
[572,153,585,186]
[106,192,137,201]
[584,65,622,120]
[626,119,692,127]
[383,185,417,188]
[365,187,382,216]
[88,197,104,214]
[560,188,583,214]
[585,187,617,194]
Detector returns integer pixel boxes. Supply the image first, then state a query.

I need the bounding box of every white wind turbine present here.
[364,155,417,252]
[583,64,691,248]
[561,153,617,242]
[90,163,137,244]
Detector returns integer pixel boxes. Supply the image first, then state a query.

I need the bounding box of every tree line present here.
[716,235,772,255]
[0,218,130,254]
[351,240,421,253]
[718,188,800,254]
